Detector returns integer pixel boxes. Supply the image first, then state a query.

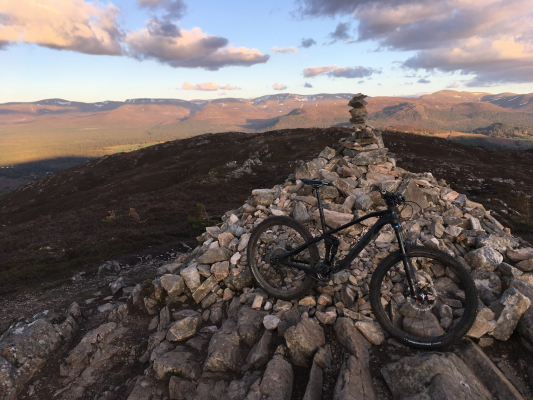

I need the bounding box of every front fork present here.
[393,220,420,299]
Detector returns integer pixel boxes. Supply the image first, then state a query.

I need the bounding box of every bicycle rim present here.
[370,247,477,348]
[248,218,317,299]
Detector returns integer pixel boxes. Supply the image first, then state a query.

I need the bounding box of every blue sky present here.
[1,0,533,103]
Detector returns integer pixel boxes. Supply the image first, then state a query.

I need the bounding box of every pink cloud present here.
[0,0,123,55]
[182,82,242,91]
[273,82,287,90]
[271,46,298,54]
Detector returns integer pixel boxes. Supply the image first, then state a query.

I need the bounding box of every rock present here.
[227,372,262,400]
[312,208,353,229]
[127,378,155,400]
[303,361,323,400]
[169,376,197,400]
[319,146,336,160]
[254,192,275,207]
[507,248,533,262]
[273,300,293,312]
[160,274,185,297]
[317,294,333,307]
[516,259,533,272]
[467,307,496,339]
[237,307,268,346]
[197,247,233,264]
[180,265,201,291]
[333,353,378,400]
[476,234,506,253]
[498,262,524,277]
[277,307,301,335]
[313,345,333,369]
[218,232,235,248]
[166,317,202,342]
[158,306,170,331]
[153,347,202,380]
[355,194,373,211]
[0,318,64,398]
[211,261,230,281]
[238,234,251,252]
[109,277,132,295]
[204,318,246,372]
[292,201,310,222]
[465,247,504,271]
[246,330,272,370]
[471,270,502,300]
[381,352,492,399]
[351,148,388,166]
[192,275,218,303]
[259,352,293,400]
[263,315,281,330]
[251,295,263,310]
[397,179,429,215]
[354,321,385,345]
[284,313,325,367]
[334,318,369,366]
[224,268,253,291]
[457,340,524,400]
[315,310,337,325]
[299,296,316,308]
[508,278,533,345]
[490,287,531,341]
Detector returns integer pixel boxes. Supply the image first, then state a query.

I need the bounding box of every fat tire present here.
[247,216,318,300]
[369,246,478,349]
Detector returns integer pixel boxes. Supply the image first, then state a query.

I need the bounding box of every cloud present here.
[304,82,313,88]
[273,83,287,90]
[0,0,124,55]
[294,0,533,85]
[300,38,317,48]
[303,64,380,78]
[327,22,352,43]
[271,46,297,54]
[126,27,269,70]
[418,78,431,84]
[447,82,460,88]
[294,0,357,17]
[358,80,364,84]
[218,92,227,96]
[182,82,242,91]
[138,0,187,20]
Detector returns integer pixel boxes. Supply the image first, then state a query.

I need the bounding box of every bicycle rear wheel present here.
[370,246,477,349]
[247,216,318,300]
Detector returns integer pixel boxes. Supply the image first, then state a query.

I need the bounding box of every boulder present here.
[153,347,202,380]
[160,274,185,297]
[465,247,504,271]
[381,352,492,399]
[180,265,201,291]
[333,353,378,400]
[246,330,272,370]
[354,321,385,345]
[507,248,533,263]
[166,317,202,342]
[237,307,269,347]
[197,247,233,264]
[259,352,293,400]
[224,268,253,291]
[490,287,531,341]
[284,313,325,367]
[204,319,246,372]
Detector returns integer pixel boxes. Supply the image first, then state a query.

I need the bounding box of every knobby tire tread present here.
[247,216,318,300]
[369,246,478,349]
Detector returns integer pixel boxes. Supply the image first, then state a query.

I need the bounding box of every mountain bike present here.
[247,178,478,348]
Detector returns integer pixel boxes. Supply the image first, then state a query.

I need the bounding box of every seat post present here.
[314,186,327,233]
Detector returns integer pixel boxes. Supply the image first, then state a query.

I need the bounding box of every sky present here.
[1,0,533,103]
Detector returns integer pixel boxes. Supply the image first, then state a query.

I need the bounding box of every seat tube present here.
[315,188,327,233]
[392,211,419,298]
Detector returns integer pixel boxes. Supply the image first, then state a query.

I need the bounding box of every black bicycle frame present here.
[276,190,420,298]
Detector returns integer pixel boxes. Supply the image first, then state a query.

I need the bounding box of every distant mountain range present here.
[0,90,532,187]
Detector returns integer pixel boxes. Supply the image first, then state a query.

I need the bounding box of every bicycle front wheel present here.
[247,216,318,300]
[370,246,478,349]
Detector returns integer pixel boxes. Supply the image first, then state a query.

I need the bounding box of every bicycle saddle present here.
[301,178,334,187]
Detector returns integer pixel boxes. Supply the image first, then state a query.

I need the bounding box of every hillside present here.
[2,91,533,193]
[0,127,532,295]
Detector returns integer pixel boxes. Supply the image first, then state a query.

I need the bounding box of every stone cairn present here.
[2,95,533,399]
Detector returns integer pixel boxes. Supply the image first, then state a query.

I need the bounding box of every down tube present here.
[339,218,390,269]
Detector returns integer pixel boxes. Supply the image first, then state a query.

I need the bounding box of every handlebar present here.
[380,190,406,206]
